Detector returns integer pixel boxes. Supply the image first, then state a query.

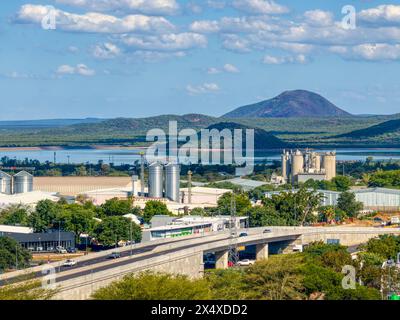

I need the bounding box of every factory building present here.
[281,150,336,184]
[265,188,400,213]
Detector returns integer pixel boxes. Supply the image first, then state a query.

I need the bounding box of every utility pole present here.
[228,193,239,266]
[130,221,133,256]
[53,152,56,164]
[187,170,192,204]
[140,152,145,197]
[15,245,18,270]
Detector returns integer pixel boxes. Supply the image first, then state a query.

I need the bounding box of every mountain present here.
[204,122,287,149]
[0,118,105,130]
[222,90,352,118]
[336,119,400,139]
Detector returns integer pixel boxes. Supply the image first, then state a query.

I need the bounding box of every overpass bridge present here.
[1,226,400,300]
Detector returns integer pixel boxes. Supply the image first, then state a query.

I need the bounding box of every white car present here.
[62,259,77,267]
[237,259,255,267]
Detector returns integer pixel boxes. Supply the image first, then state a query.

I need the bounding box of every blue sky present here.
[1,0,400,120]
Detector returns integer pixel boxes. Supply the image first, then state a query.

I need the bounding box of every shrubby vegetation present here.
[93,242,385,301]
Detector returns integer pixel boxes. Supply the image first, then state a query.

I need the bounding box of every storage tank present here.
[165,163,180,203]
[322,152,336,181]
[13,171,33,194]
[148,163,163,198]
[291,150,304,183]
[0,171,12,194]
[314,154,321,171]
[281,151,290,182]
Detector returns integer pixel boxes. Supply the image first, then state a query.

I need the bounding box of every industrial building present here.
[0,224,75,252]
[143,215,249,241]
[281,150,336,184]
[265,187,400,212]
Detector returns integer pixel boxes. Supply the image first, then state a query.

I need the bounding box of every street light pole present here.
[15,245,18,270]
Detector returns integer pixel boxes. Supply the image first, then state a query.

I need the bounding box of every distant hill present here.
[337,119,400,139]
[223,90,351,118]
[0,118,105,130]
[47,114,217,135]
[204,122,287,149]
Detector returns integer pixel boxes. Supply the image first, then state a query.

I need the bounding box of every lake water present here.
[0,148,399,165]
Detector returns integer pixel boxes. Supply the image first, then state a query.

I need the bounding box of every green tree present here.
[0,237,31,272]
[101,198,132,216]
[0,204,30,226]
[28,200,60,232]
[93,272,211,300]
[94,216,141,247]
[246,205,287,227]
[332,176,352,192]
[56,204,96,239]
[143,201,171,224]
[337,192,363,218]
[217,192,252,216]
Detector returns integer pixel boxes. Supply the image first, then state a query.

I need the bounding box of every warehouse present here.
[265,188,400,212]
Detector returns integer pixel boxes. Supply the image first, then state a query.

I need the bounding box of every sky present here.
[0,0,400,120]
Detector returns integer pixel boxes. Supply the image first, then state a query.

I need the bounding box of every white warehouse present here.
[265,188,400,212]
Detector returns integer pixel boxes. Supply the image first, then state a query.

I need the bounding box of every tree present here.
[246,205,287,227]
[0,237,31,272]
[217,192,252,216]
[262,187,323,226]
[28,200,60,232]
[94,216,141,247]
[93,272,211,300]
[142,201,171,224]
[337,192,363,218]
[56,204,96,239]
[0,205,30,226]
[101,198,132,216]
[332,176,352,192]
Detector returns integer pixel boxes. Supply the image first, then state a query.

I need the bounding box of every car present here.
[62,259,77,267]
[263,229,272,234]
[108,252,121,259]
[36,246,44,252]
[237,259,255,267]
[67,247,77,253]
[56,246,67,254]
[239,232,248,237]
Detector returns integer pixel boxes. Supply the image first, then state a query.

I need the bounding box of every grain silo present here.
[322,152,336,181]
[148,163,164,198]
[165,163,180,203]
[0,171,12,194]
[291,150,304,183]
[13,171,33,194]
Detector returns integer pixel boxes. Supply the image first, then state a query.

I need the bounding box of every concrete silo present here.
[281,151,290,183]
[148,163,164,198]
[323,152,336,181]
[291,150,304,183]
[165,163,180,203]
[0,171,12,194]
[13,171,33,194]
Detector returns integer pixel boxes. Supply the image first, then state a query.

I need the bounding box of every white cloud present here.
[359,5,400,26]
[92,42,121,59]
[262,54,307,64]
[119,33,207,51]
[186,83,220,95]
[55,0,180,15]
[207,67,220,74]
[15,4,175,34]
[223,63,239,73]
[56,64,95,76]
[303,10,334,27]
[232,0,288,15]
[350,43,400,61]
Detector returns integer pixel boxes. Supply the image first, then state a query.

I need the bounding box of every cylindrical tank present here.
[13,171,33,194]
[281,151,289,182]
[148,163,163,198]
[165,163,180,203]
[0,171,12,194]
[291,150,304,182]
[323,152,336,181]
[314,154,321,171]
